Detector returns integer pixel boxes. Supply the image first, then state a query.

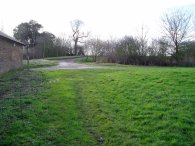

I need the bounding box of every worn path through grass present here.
[0,66,195,145]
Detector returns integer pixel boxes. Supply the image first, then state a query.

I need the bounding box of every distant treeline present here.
[13,8,195,66]
[84,36,195,66]
[13,20,73,59]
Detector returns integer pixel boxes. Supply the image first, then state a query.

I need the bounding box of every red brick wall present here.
[0,38,23,73]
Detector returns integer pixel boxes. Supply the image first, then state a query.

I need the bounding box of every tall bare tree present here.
[136,25,149,56]
[85,37,105,61]
[71,19,89,55]
[161,9,192,61]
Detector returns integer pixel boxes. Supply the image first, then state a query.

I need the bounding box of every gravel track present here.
[32,58,109,70]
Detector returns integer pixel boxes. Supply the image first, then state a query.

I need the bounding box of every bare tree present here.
[85,37,106,62]
[161,9,192,61]
[71,19,89,55]
[54,36,72,56]
[136,25,149,56]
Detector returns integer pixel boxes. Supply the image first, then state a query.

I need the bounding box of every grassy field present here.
[0,66,195,145]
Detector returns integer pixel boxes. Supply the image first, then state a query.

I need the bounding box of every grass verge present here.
[23,59,58,68]
[75,56,95,63]
[46,56,83,60]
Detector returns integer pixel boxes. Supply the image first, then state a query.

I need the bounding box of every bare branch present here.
[70,19,89,55]
[161,8,192,59]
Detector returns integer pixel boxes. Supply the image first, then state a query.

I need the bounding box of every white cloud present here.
[0,0,194,39]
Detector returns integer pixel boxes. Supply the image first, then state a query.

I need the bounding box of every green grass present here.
[75,56,136,67]
[23,59,58,68]
[0,70,94,146]
[75,56,95,63]
[0,66,195,145]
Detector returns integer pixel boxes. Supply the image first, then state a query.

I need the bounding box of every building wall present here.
[0,38,23,73]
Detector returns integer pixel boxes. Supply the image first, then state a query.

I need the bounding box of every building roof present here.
[0,31,25,46]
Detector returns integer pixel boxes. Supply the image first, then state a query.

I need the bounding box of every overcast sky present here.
[0,0,195,39]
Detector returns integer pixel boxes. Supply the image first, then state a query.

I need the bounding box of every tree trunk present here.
[175,42,179,63]
[27,47,29,70]
[74,38,78,55]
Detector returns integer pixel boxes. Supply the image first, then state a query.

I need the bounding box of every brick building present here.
[0,31,25,73]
